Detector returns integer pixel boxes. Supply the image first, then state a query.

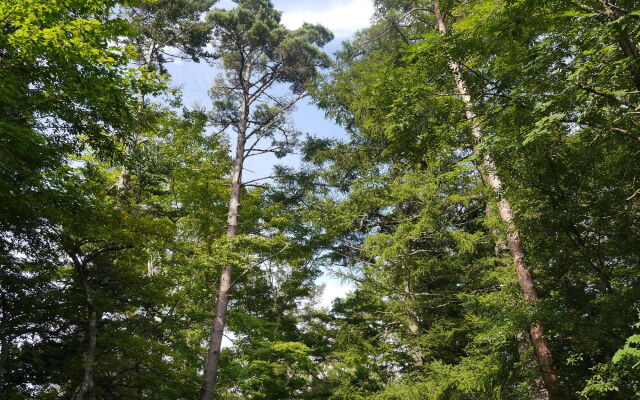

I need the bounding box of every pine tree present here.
[199,1,332,398]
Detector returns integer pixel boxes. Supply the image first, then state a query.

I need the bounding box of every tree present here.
[5,0,640,398]
[292,125,530,399]
[199,1,332,398]
[124,0,215,74]
[429,1,561,396]
[0,2,230,398]
[0,1,151,395]
[114,0,216,189]
[310,0,640,398]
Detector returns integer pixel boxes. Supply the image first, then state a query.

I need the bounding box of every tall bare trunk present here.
[200,88,248,400]
[432,2,562,398]
[71,276,97,400]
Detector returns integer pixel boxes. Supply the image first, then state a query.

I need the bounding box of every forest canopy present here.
[1,0,640,399]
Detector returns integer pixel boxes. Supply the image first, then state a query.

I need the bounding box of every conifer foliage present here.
[1,0,640,399]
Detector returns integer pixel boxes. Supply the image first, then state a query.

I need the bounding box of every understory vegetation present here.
[1,0,639,399]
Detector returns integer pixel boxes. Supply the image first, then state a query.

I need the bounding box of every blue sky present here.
[165,0,375,116]
[165,0,375,178]
[165,0,375,308]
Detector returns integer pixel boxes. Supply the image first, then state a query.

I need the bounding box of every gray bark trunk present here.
[200,71,249,400]
[432,2,562,398]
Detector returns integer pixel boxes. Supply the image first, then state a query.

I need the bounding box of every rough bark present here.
[494,209,550,400]
[71,273,97,400]
[517,332,552,400]
[200,72,249,400]
[432,1,562,398]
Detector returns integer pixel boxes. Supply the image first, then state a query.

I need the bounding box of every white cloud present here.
[319,280,355,309]
[221,331,236,349]
[281,0,374,38]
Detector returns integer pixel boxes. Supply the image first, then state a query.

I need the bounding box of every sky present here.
[165,0,374,311]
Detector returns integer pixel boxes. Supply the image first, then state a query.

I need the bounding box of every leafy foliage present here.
[3,0,640,399]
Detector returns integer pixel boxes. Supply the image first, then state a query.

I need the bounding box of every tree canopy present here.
[1,0,640,399]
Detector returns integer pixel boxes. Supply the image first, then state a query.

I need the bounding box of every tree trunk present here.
[0,335,7,393]
[406,311,423,367]
[200,85,249,400]
[432,2,563,398]
[403,278,423,367]
[517,331,552,400]
[0,291,9,399]
[494,209,550,400]
[596,0,640,91]
[71,276,97,400]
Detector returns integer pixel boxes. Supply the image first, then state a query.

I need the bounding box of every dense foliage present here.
[1,0,639,399]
